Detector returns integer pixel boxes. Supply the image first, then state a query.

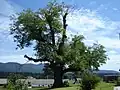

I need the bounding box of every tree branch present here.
[62,12,68,43]
[57,12,68,55]
[63,68,82,74]
[45,13,55,45]
[24,55,50,62]
[63,12,68,30]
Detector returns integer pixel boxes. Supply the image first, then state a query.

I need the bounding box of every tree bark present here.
[52,65,64,88]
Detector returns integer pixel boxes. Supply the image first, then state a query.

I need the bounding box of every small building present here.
[103,75,120,82]
[94,70,120,82]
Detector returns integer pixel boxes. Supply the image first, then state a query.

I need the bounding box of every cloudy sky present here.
[0,0,120,71]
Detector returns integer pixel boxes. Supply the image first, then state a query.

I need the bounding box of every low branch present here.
[24,55,50,62]
[57,12,68,55]
[63,68,82,73]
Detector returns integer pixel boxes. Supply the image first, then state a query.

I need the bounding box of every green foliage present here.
[87,43,108,70]
[63,81,70,87]
[64,35,107,71]
[115,77,120,86]
[80,72,101,90]
[7,73,28,90]
[10,0,63,51]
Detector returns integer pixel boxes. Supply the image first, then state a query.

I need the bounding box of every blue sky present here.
[0,0,120,71]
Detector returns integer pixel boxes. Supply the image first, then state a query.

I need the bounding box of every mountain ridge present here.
[0,62,119,75]
[0,62,44,73]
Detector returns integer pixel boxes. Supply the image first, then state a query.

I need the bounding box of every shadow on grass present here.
[40,88,50,90]
[33,88,51,90]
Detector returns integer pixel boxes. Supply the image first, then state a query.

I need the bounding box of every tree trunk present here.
[52,66,64,88]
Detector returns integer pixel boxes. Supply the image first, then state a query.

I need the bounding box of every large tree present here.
[10,1,108,88]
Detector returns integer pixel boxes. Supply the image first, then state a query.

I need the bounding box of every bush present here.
[80,72,101,90]
[3,84,7,88]
[28,81,31,87]
[7,73,28,90]
[63,81,70,87]
[115,77,120,86]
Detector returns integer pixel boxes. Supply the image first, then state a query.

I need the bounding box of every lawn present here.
[0,82,115,90]
[0,86,6,90]
[50,82,115,90]
[0,86,78,90]
[95,82,115,90]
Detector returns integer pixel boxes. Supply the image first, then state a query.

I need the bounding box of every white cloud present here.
[0,55,25,63]
[67,8,105,33]
[0,55,42,64]
[0,0,30,64]
[0,0,22,16]
[67,8,120,48]
[113,8,118,11]
[107,50,118,55]
[96,37,120,49]
[100,54,120,71]
[89,1,96,5]
[0,0,23,41]
[68,9,116,37]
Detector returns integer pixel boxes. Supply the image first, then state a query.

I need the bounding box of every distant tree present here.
[10,1,108,88]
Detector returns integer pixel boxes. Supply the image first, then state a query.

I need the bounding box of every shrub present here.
[7,73,28,90]
[115,77,120,86]
[80,72,101,90]
[63,81,70,87]
[3,84,7,88]
[28,81,31,87]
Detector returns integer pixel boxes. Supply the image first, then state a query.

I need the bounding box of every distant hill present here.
[94,70,120,77]
[0,62,119,75]
[0,62,44,73]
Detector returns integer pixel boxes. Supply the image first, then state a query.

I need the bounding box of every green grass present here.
[50,82,115,90]
[0,86,6,90]
[0,82,115,90]
[95,82,115,90]
[51,87,78,90]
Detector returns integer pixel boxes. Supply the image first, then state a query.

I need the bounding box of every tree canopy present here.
[10,1,108,88]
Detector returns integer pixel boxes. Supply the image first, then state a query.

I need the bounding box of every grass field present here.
[50,82,115,90]
[95,82,115,90]
[0,82,115,90]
